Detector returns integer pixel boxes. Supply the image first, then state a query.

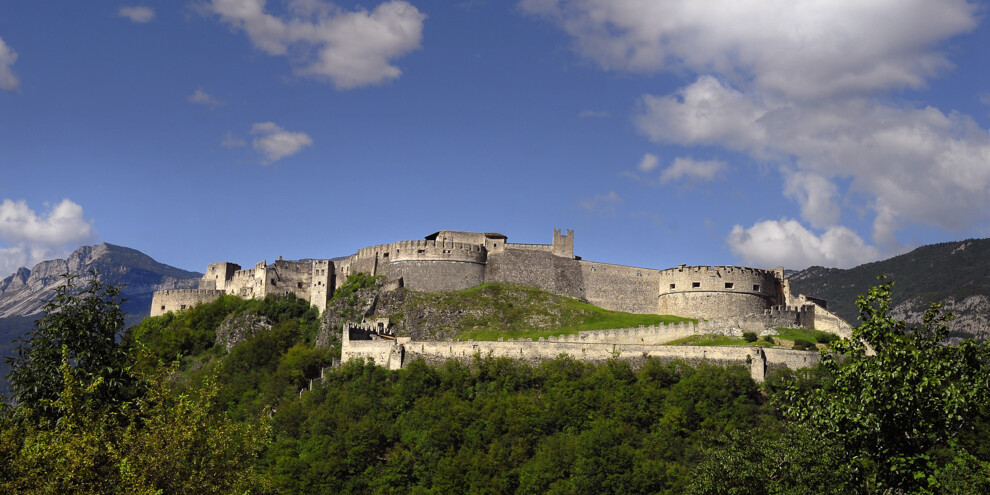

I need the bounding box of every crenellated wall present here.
[151,289,225,316]
[657,265,785,319]
[341,324,822,382]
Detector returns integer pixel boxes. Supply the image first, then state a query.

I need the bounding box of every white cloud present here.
[250,121,313,163]
[783,170,840,230]
[221,130,246,148]
[118,6,156,23]
[0,199,97,276]
[727,218,880,270]
[636,153,658,172]
[520,0,978,99]
[0,36,20,91]
[579,190,622,215]
[659,157,725,184]
[207,0,426,89]
[187,87,225,107]
[636,76,990,248]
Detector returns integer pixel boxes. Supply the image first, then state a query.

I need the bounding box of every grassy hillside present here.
[353,282,695,341]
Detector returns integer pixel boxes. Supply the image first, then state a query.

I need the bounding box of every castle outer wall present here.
[150,228,850,340]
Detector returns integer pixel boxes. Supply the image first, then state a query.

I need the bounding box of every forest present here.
[1,274,989,494]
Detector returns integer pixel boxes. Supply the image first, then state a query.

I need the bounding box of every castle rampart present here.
[657,265,785,319]
[341,324,821,382]
[151,289,226,317]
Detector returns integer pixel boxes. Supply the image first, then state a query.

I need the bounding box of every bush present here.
[742,331,758,343]
[793,339,815,351]
[816,332,838,344]
[764,336,775,344]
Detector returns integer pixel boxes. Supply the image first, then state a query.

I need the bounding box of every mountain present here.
[0,243,201,394]
[789,239,990,342]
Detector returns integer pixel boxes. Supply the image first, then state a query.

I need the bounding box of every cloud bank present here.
[0,199,97,277]
[0,36,19,91]
[118,6,156,23]
[207,0,426,89]
[524,0,988,267]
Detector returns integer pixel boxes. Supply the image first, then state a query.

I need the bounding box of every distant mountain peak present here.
[0,243,201,320]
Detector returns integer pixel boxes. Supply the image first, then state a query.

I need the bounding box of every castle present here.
[151,229,850,380]
[152,228,850,335]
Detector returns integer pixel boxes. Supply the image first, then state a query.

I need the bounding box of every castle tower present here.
[200,262,240,291]
[551,228,574,258]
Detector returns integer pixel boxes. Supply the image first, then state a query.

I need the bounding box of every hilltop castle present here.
[151,229,849,338]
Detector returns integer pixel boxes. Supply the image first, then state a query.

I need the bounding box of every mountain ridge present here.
[789,238,990,342]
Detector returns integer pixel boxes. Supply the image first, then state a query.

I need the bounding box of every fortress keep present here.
[150,229,849,339]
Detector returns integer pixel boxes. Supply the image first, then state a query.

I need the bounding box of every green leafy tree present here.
[5,273,135,422]
[782,278,990,492]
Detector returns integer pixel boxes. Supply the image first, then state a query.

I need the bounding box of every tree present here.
[5,273,134,423]
[782,278,990,492]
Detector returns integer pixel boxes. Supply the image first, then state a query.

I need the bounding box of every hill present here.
[789,238,990,341]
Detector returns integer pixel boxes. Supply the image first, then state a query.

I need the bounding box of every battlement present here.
[150,289,226,316]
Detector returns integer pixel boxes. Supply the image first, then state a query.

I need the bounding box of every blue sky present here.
[1,0,989,277]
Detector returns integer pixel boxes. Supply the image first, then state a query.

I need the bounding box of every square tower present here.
[552,229,574,258]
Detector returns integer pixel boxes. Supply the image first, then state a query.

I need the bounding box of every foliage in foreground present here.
[0,274,270,494]
[777,278,990,493]
[5,274,136,423]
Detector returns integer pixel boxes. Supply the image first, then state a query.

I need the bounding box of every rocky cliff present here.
[0,243,201,321]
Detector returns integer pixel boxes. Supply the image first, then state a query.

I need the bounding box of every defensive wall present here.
[656,265,785,319]
[341,324,821,382]
[150,228,850,338]
[151,289,226,317]
[150,257,332,317]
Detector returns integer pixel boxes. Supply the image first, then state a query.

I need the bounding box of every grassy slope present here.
[380,283,695,341]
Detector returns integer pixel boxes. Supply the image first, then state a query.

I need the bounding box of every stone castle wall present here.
[151,289,225,317]
[579,261,660,314]
[343,325,822,382]
[657,265,785,319]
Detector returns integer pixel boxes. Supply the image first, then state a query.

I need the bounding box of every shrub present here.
[816,332,838,344]
[793,339,815,351]
[742,331,758,343]
[764,336,775,344]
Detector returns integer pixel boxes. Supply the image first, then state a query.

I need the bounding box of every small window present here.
[180,304,187,310]
[692,282,701,288]
[160,305,166,311]
[753,284,760,291]
[271,280,277,287]
[669,283,676,290]
[298,282,303,289]
[725,282,734,289]
[418,249,425,254]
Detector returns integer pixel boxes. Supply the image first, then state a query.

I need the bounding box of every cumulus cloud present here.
[250,121,313,163]
[636,76,990,249]
[520,0,978,99]
[206,0,426,89]
[636,153,658,172]
[118,6,155,23]
[659,157,725,185]
[727,218,880,270]
[783,171,840,230]
[579,191,622,215]
[0,36,20,91]
[187,87,225,108]
[0,199,97,277]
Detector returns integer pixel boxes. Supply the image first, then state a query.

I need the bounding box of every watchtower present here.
[551,229,574,258]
